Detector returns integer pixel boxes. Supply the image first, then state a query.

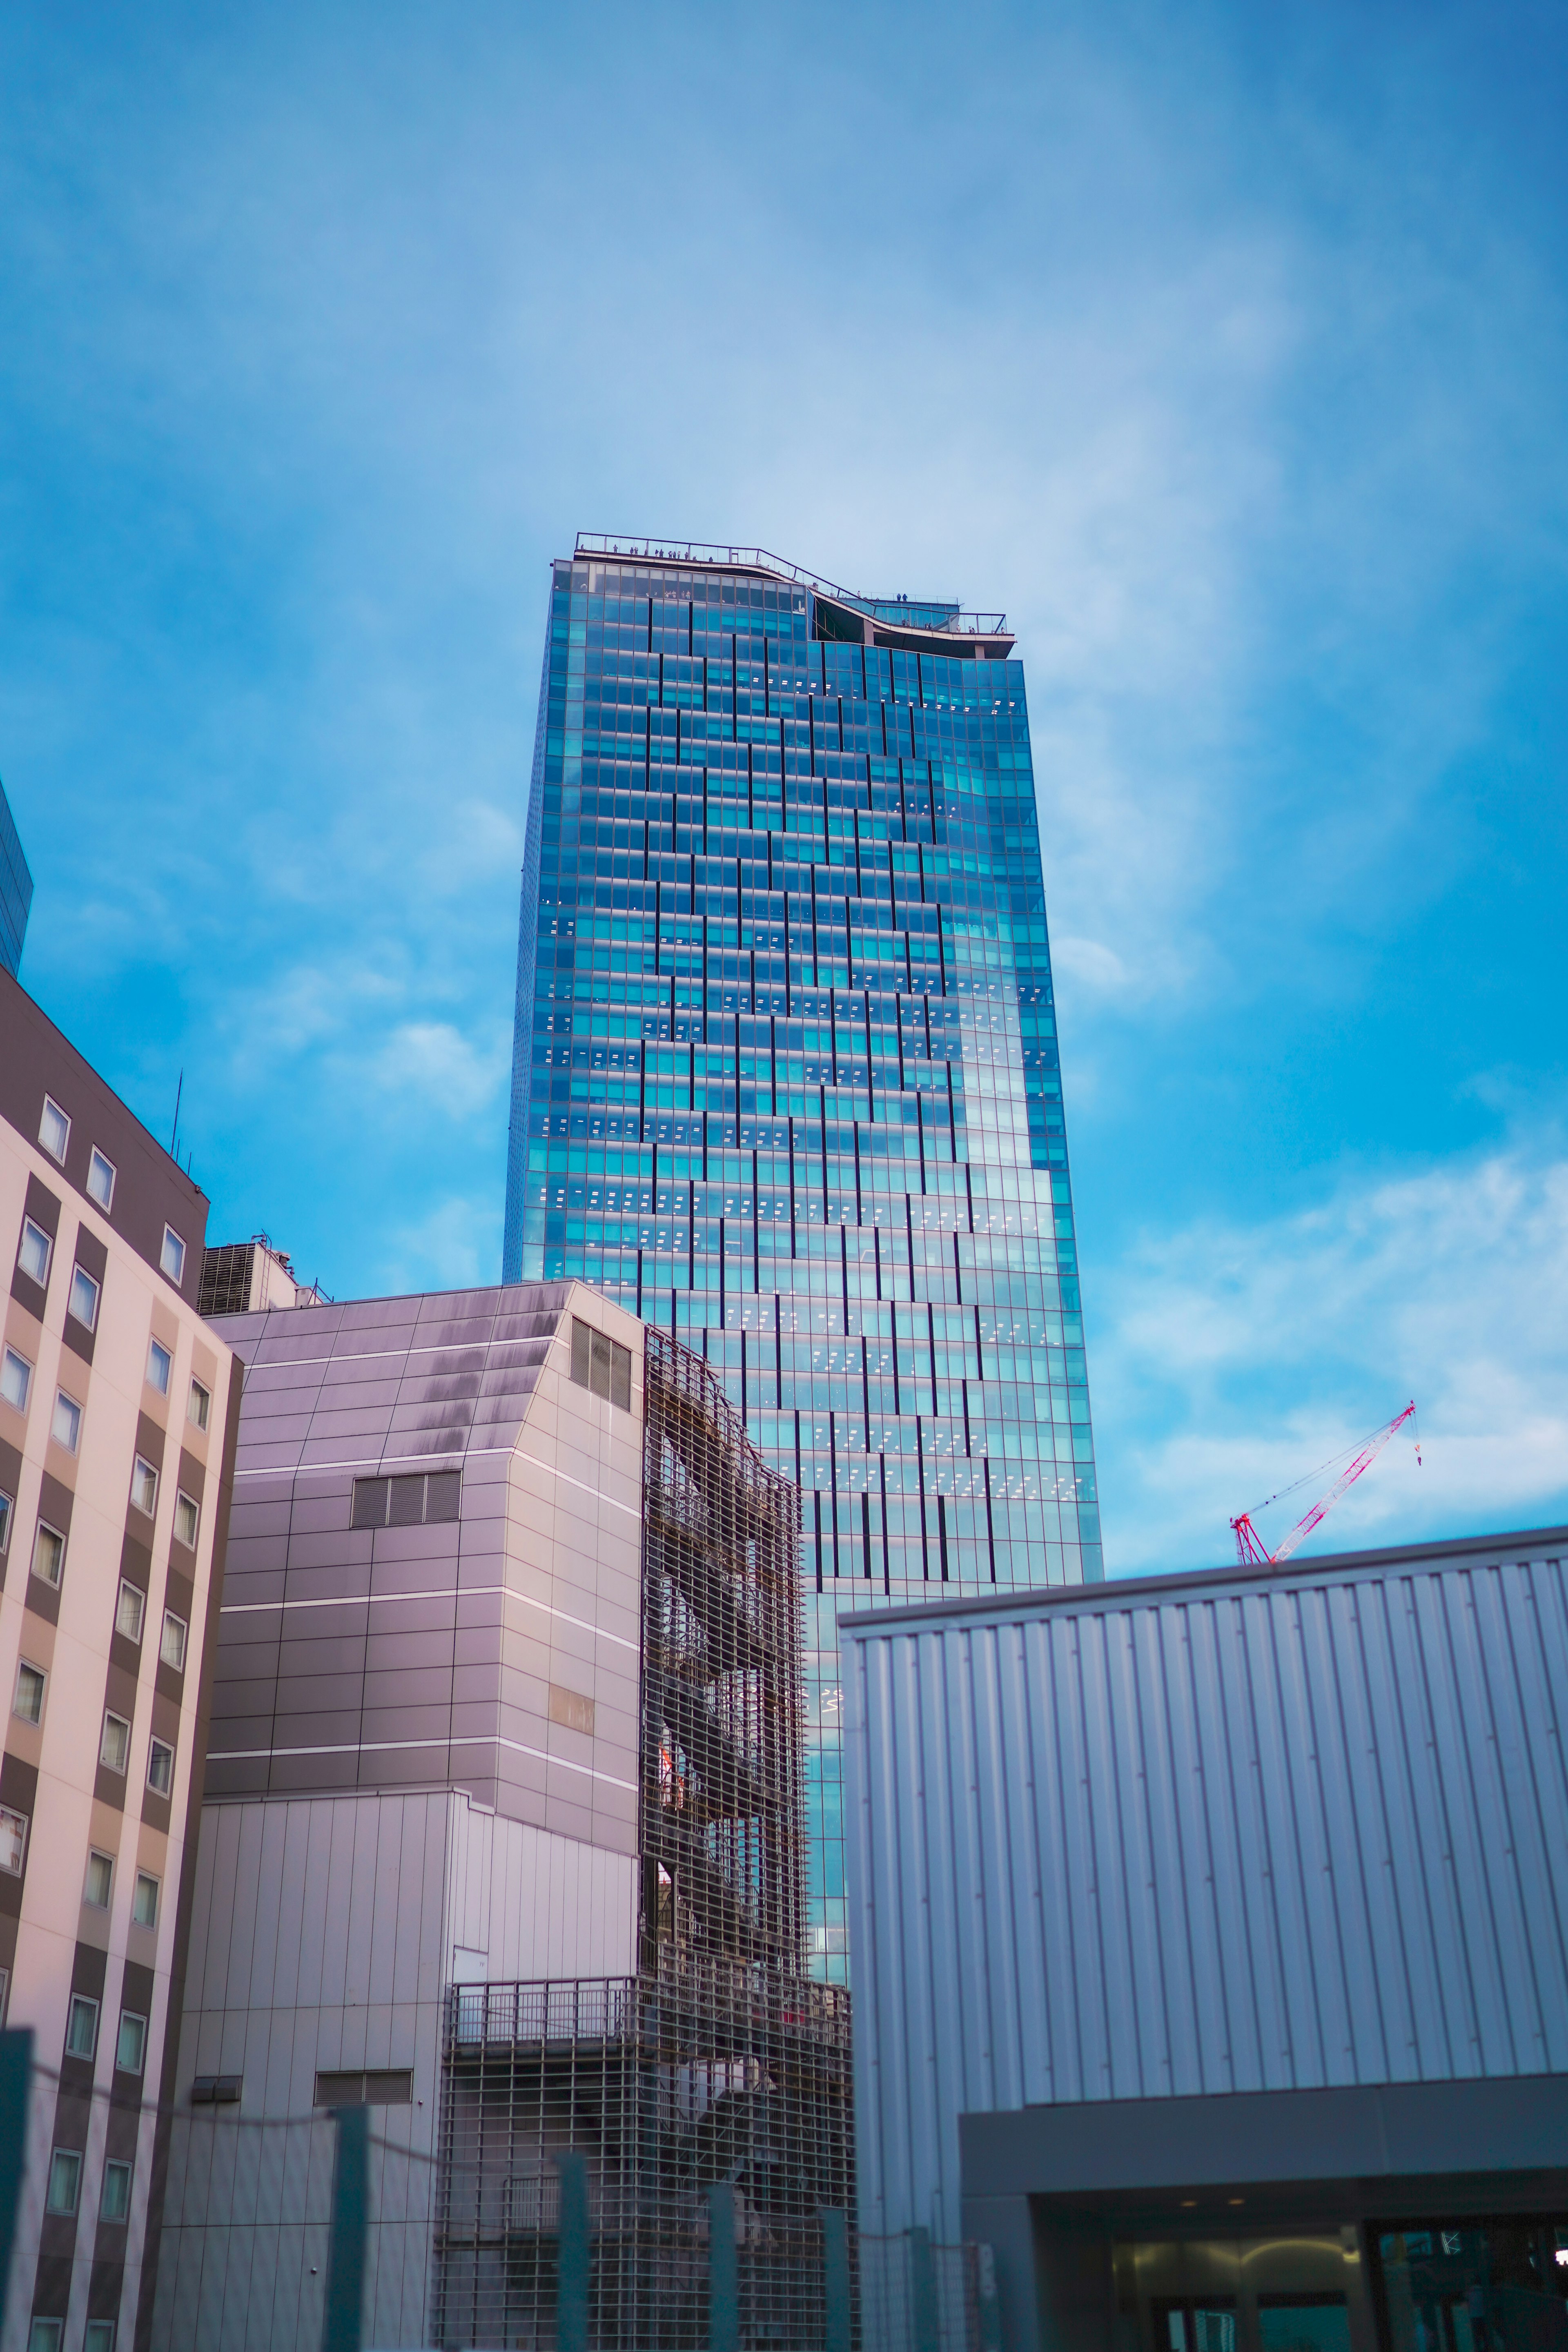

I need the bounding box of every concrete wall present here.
[841,1528,1568,2250]
[151,1786,635,2351]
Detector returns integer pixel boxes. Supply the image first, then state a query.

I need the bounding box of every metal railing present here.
[572,535,1009,633]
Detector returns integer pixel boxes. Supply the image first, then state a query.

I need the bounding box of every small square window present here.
[39,1096,70,1163]
[65,1994,99,2058]
[130,1456,158,1515]
[116,1581,146,1644]
[45,2146,81,2214]
[29,2317,63,2352]
[87,2317,118,2352]
[87,1148,117,1211]
[12,1661,45,1726]
[160,1612,188,1673]
[18,1217,51,1285]
[68,1265,100,1331]
[173,1492,199,1548]
[0,1803,29,1873]
[147,1738,174,1797]
[51,1392,82,1454]
[1,1346,32,1412]
[0,1490,11,1552]
[85,1851,114,1909]
[99,2161,132,2225]
[188,1378,211,1432]
[31,1522,65,1588]
[160,1226,186,1285]
[100,1713,130,1775]
[132,1870,159,1928]
[116,2011,147,2074]
[146,1338,172,1395]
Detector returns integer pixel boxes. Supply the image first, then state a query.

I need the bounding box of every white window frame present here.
[132,1870,159,1929]
[31,1521,66,1588]
[147,1737,174,1797]
[100,1712,130,1776]
[116,2009,147,2075]
[99,2160,132,2227]
[1,1346,32,1414]
[0,1489,11,1554]
[65,1993,99,2060]
[188,1377,211,1432]
[29,2319,64,2352]
[160,1225,186,1284]
[85,1850,114,1910]
[129,1455,158,1516]
[45,2147,81,2214]
[146,1337,173,1396]
[17,1217,52,1285]
[160,1610,188,1674]
[67,1263,100,1332]
[12,1660,45,1726]
[87,1147,116,1211]
[116,1580,146,1645]
[173,1491,199,1548]
[51,1390,82,1454]
[39,1096,70,1164]
[0,1804,28,1874]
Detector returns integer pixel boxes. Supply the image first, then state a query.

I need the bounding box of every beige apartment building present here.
[0,969,240,2352]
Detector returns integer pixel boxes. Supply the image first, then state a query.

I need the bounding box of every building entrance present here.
[1371,2218,1568,2352]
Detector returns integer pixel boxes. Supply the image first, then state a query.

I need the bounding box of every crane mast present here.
[1231,1402,1420,1568]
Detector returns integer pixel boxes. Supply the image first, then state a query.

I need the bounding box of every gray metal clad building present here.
[841,1527,1568,2352]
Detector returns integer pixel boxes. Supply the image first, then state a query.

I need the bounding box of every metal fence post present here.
[555,2152,590,2352]
[708,2182,738,2352]
[910,2225,939,2352]
[976,2242,1002,2352]
[322,2104,368,2352]
[821,2206,851,2352]
[0,2031,32,2336]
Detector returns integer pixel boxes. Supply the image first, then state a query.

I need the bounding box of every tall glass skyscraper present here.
[0,774,33,976]
[503,535,1102,1977]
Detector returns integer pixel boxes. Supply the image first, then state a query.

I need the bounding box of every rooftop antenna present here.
[170,1069,183,1160]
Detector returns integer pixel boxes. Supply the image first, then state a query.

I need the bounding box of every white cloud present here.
[378,1195,501,1295]
[1093,1141,1568,1574]
[367,1020,510,1120]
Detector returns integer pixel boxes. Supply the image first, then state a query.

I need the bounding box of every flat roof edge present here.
[840,1524,1568,1635]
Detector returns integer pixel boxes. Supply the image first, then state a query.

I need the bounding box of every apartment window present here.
[160,1226,186,1285]
[115,1581,145,1644]
[100,1713,130,1775]
[0,1964,7,2026]
[1,1346,32,1412]
[146,1338,172,1395]
[147,1738,174,1797]
[85,2325,116,2352]
[99,2159,132,2224]
[65,1995,99,2059]
[18,1218,51,1285]
[132,1870,159,1928]
[188,1377,211,1432]
[85,1851,114,1910]
[0,1490,11,1552]
[45,2147,81,2214]
[39,1096,70,1163]
[68,1265,100,1331]
[29,2320,63,2352]
[31,1523,65,1587]
[173,1491,199,1548]
[116,2011,147,2074]
[51,1392,82,1454]
[130,1456,158,1515]
[12,1661,45,1726]
[1,1804,29,1874]
[352,1469,461,1530]
[87,1148,116,1211]
[160,1611,188,1673]
[570,1316,633,1409]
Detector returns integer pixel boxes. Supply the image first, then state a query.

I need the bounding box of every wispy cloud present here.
[1094,1134,1568,1573]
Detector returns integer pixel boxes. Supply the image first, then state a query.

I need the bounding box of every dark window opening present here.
[351,1470,461,1530]
[570,1318,633,1411]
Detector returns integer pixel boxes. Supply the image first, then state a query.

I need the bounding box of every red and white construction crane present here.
[1231,1402,1421,1567]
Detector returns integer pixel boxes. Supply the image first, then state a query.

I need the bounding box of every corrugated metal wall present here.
[842,1537,1568,2243]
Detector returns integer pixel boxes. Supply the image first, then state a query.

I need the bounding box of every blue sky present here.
[3,2,1566,1573]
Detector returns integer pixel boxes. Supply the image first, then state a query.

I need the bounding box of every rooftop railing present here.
[573,533,1009,634]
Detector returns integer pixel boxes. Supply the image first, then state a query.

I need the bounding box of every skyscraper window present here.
[503,537,1101,1976]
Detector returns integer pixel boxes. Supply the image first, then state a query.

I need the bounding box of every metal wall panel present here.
[841,1534,1568,2243]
